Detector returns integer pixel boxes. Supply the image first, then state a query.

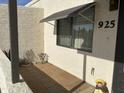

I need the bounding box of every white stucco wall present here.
[26,0,119,92]
[0,5,44,62]
[0,49,33,93]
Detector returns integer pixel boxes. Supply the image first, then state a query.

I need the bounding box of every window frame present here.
[56,6,95,52]
[56,18,73,48]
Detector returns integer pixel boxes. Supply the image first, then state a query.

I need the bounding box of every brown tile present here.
[20,63,95,93]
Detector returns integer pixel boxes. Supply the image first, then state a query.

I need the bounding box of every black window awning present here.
[41,2,95,22]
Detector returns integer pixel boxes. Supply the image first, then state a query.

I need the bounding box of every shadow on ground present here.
[20,63,94,93]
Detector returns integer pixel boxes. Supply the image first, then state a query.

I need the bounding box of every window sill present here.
[57,44,92,53]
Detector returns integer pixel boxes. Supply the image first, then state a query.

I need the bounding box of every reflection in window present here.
[57,7,95,52]
[73,7,94,51]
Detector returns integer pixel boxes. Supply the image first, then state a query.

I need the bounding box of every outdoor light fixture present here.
[109,0,119,11]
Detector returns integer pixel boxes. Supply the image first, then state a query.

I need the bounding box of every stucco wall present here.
[0,49,33,93]
[26,0,119,92]
[0,5,44,62]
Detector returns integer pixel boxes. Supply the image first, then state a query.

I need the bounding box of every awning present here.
[41,2,95,22]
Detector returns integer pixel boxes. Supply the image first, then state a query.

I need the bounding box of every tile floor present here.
[20,63,95,93]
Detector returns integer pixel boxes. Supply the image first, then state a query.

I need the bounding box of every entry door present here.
[112,0,124,93]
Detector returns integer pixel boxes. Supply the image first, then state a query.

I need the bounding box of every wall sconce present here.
[109,0,119,11]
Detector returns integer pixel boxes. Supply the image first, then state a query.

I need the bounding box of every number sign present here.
[98,20,115,28]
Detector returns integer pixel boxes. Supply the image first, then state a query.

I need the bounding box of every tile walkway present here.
[20,63,95,93]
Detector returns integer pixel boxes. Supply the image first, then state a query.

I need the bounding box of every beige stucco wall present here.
[26,0,119,92]
[0,5,44,62]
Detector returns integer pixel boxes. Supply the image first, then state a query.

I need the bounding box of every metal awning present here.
[41,2,95,22]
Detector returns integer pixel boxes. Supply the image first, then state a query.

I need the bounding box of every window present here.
[57,7,95,52]
[57,18,72,47]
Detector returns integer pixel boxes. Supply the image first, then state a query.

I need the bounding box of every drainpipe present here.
[8,0,19,83]
[83,55,87,81]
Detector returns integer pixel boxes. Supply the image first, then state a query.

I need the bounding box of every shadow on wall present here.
[49,20,116,62]
[77,0,117,61]
[2,50,11,60]
[2,49,49,66]
[44,0,119,62]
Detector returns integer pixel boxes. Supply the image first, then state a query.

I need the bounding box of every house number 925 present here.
[98,20,115,28]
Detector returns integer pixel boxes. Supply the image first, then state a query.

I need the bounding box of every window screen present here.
[57,18,72,47]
